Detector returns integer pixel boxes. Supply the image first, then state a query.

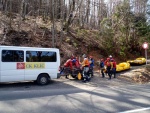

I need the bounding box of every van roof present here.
[0,45,59,50]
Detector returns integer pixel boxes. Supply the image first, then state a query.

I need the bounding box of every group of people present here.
[61,54,117,82]
[99,55,117,80]
[61,54,95,82]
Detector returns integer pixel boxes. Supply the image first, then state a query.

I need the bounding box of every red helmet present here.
[100,59,104,61]
[90,56,93,58]
[107,58,110,61]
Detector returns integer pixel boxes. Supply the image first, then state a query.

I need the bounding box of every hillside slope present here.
[0,13,143,65]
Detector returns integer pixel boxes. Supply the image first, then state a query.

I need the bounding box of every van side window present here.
[26,51,57,62]
[2,50,24,62]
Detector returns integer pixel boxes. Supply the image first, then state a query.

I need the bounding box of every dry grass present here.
[120,65,150,84]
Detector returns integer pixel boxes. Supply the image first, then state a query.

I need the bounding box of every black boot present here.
[65,75,69,79]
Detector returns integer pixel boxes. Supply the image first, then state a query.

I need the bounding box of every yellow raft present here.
[127,57,146,65]
[116,62,130,72]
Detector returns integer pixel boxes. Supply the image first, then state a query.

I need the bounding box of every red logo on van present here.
[17,63,25,69]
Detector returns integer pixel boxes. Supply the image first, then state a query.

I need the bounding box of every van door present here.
[1,50,25,82]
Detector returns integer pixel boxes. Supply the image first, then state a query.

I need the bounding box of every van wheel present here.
[37,74,49,85]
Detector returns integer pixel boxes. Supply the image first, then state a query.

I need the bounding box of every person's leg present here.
[109,73,112,79]
[83,72,88,82]
[82,67,87,82]
[65,75,69,79]
[113,68,116,78]
[60,67,64,75]
[66,68,72,79]
[101,69,105,78]
[80,69,84,80]
[107,68,111,79]
[85,67,90,81]
[91,67,93,77]
[63,67,69,79]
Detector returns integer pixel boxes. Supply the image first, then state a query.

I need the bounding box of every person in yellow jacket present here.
[81,55,90,67]
[81,54,90,82]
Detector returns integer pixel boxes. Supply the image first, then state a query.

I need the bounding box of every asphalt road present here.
[0,73,150,113]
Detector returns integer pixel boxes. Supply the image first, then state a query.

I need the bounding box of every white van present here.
[0,46,60,85]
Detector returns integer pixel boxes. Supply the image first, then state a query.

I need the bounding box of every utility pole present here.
[142,42,148,65]
[9,0,12,28]
[60,0,64,45]
[52,0,55,47]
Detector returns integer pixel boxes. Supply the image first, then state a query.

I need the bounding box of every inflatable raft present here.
[127,57,146,65]
[116,62,130,72]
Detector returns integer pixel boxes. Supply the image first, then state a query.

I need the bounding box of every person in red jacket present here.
[106,58,113,80]
[111,59,117,78]
[64,59,73,69]
[104,58,110,65]
[75,57,81,68]
[72,57,81,69]
[63,58,73,79]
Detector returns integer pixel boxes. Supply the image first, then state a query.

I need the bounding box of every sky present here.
[64,0,150,24]
[147,0,150,24]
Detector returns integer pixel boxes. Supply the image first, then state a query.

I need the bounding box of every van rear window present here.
[26,51,57,62]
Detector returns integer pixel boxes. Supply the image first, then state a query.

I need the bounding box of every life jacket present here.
[112,61,117,68]
[82,58,89,67]
[75,59,80,68]
[89,58,94,67]
[104,59,109,65]
[106,61,112,68]
[100,61,104,68]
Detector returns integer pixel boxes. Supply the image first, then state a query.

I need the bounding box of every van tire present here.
[37,74,50,85]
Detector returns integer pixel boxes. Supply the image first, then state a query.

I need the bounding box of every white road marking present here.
[119,107,150,113]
